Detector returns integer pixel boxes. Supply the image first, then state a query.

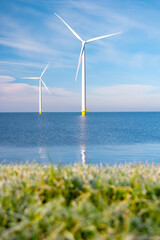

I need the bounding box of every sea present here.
[1,112,160,165]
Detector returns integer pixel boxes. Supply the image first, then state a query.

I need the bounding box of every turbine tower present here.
[22,64,50,114]
[55,13,121,115]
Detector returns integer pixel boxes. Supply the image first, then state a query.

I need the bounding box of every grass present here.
[0,163,160,240]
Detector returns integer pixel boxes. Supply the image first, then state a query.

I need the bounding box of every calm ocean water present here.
[1,112,160,165]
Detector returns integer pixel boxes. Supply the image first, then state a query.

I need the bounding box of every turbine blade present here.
[55,13,83,42]
[40,63,49,78]
[86,32,122,43]
[75,43,85,82]
[21,77,40,79]
[41,79,51,94]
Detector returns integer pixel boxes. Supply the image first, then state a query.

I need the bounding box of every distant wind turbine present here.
[55,13,122,115]
[22,63,50,114]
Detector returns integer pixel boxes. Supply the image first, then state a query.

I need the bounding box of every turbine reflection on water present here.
[81,145,86,165]
[79,115,87,164]
[38,147,46,160]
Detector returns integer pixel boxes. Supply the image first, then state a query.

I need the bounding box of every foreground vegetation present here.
[0,163,160,239]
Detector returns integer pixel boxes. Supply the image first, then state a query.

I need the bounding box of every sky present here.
[1,0,160,112]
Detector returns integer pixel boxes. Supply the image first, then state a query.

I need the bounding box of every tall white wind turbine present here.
[55,13,122,115]
[22,64,50,114]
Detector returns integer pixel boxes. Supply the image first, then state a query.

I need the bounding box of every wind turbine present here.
[55,13,122,115]
[22,64,50,114]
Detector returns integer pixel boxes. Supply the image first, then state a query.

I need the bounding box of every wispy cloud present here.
[88,84,160,111]
[0,37,53,54]
[1,78,160,112]
[0,75,79,111]
[0,75,15,83]
[51,88,77,96]
[67,0,160,39]
[0,61,41,67]
[0,12,61,60]
[92,85,157,96]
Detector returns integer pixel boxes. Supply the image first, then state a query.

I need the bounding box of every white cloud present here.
[0,61,41,68]
[51,88,77,96]
[88,84,160,111]
[1,80,160,112]
[0,75,15,83]
[0,82,38,100]
[0,78,79,111]
[92,84,156,96]
[0,37,58,55]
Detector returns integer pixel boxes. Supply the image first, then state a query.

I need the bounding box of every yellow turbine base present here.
[82,110,86,116]
[39,110,42,114]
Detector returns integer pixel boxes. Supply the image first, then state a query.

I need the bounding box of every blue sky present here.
[1,0,160,112]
